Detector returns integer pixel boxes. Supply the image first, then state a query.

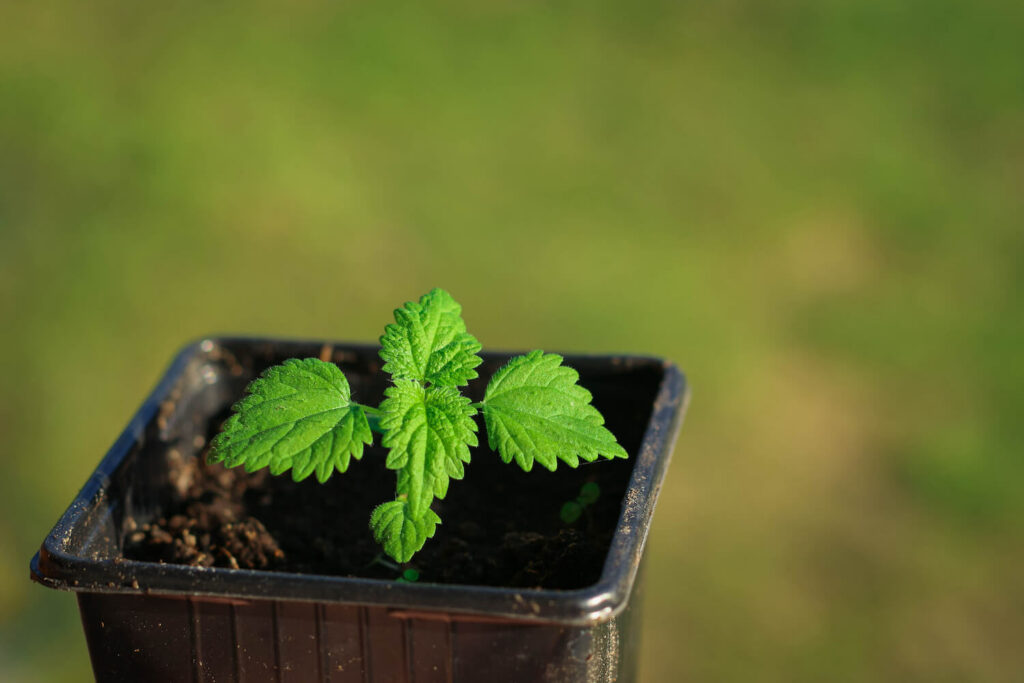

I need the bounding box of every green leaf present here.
[482,350,627,471]
[578,481,601,505]
[560,501,584,524]
[379,379,478,518]
[370,500,441,563]
[379,288,483,386]
[208,358,372,483]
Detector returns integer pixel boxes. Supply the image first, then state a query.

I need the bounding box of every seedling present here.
[208,288,627,563]
[560,481,601,524]
[396,568,420,583]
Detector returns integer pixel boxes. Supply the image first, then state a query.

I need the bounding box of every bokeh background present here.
[2,1,1022,681]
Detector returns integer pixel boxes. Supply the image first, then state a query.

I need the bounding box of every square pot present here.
[31,338,688,682]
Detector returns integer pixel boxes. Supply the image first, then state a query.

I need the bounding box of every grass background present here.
[2,1,1022,680]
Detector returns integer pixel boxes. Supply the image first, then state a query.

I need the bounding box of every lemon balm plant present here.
[207,288,627,563]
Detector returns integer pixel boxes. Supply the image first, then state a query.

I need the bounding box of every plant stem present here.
[360,404,384,417]
[356,403,387,435]
[367,553,400,571]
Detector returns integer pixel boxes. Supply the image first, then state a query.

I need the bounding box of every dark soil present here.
[124,435,635,589]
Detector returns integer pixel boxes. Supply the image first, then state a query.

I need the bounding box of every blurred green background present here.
[2,1,1022,681]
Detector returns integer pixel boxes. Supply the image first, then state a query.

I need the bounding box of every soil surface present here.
[124,434,634,589]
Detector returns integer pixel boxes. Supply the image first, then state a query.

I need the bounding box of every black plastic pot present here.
[31,338,688,682]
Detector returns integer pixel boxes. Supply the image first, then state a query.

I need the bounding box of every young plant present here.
[207,288,627,563]
[560,481,602,524]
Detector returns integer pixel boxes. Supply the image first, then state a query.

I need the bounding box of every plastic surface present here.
[31,338,688,682]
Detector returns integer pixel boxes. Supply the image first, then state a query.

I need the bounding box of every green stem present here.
[367,553,400,571]
[356,403,387,435]
[360,404,384,417]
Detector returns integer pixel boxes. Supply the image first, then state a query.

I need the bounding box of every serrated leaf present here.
[379,379,478,518]
[482,350,627,471]
[379,288,483,386]
[370,500,441,563]
[208,358,372,482]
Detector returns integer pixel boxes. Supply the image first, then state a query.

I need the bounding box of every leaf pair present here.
[207,288,627,565]
[370,289,483,561]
